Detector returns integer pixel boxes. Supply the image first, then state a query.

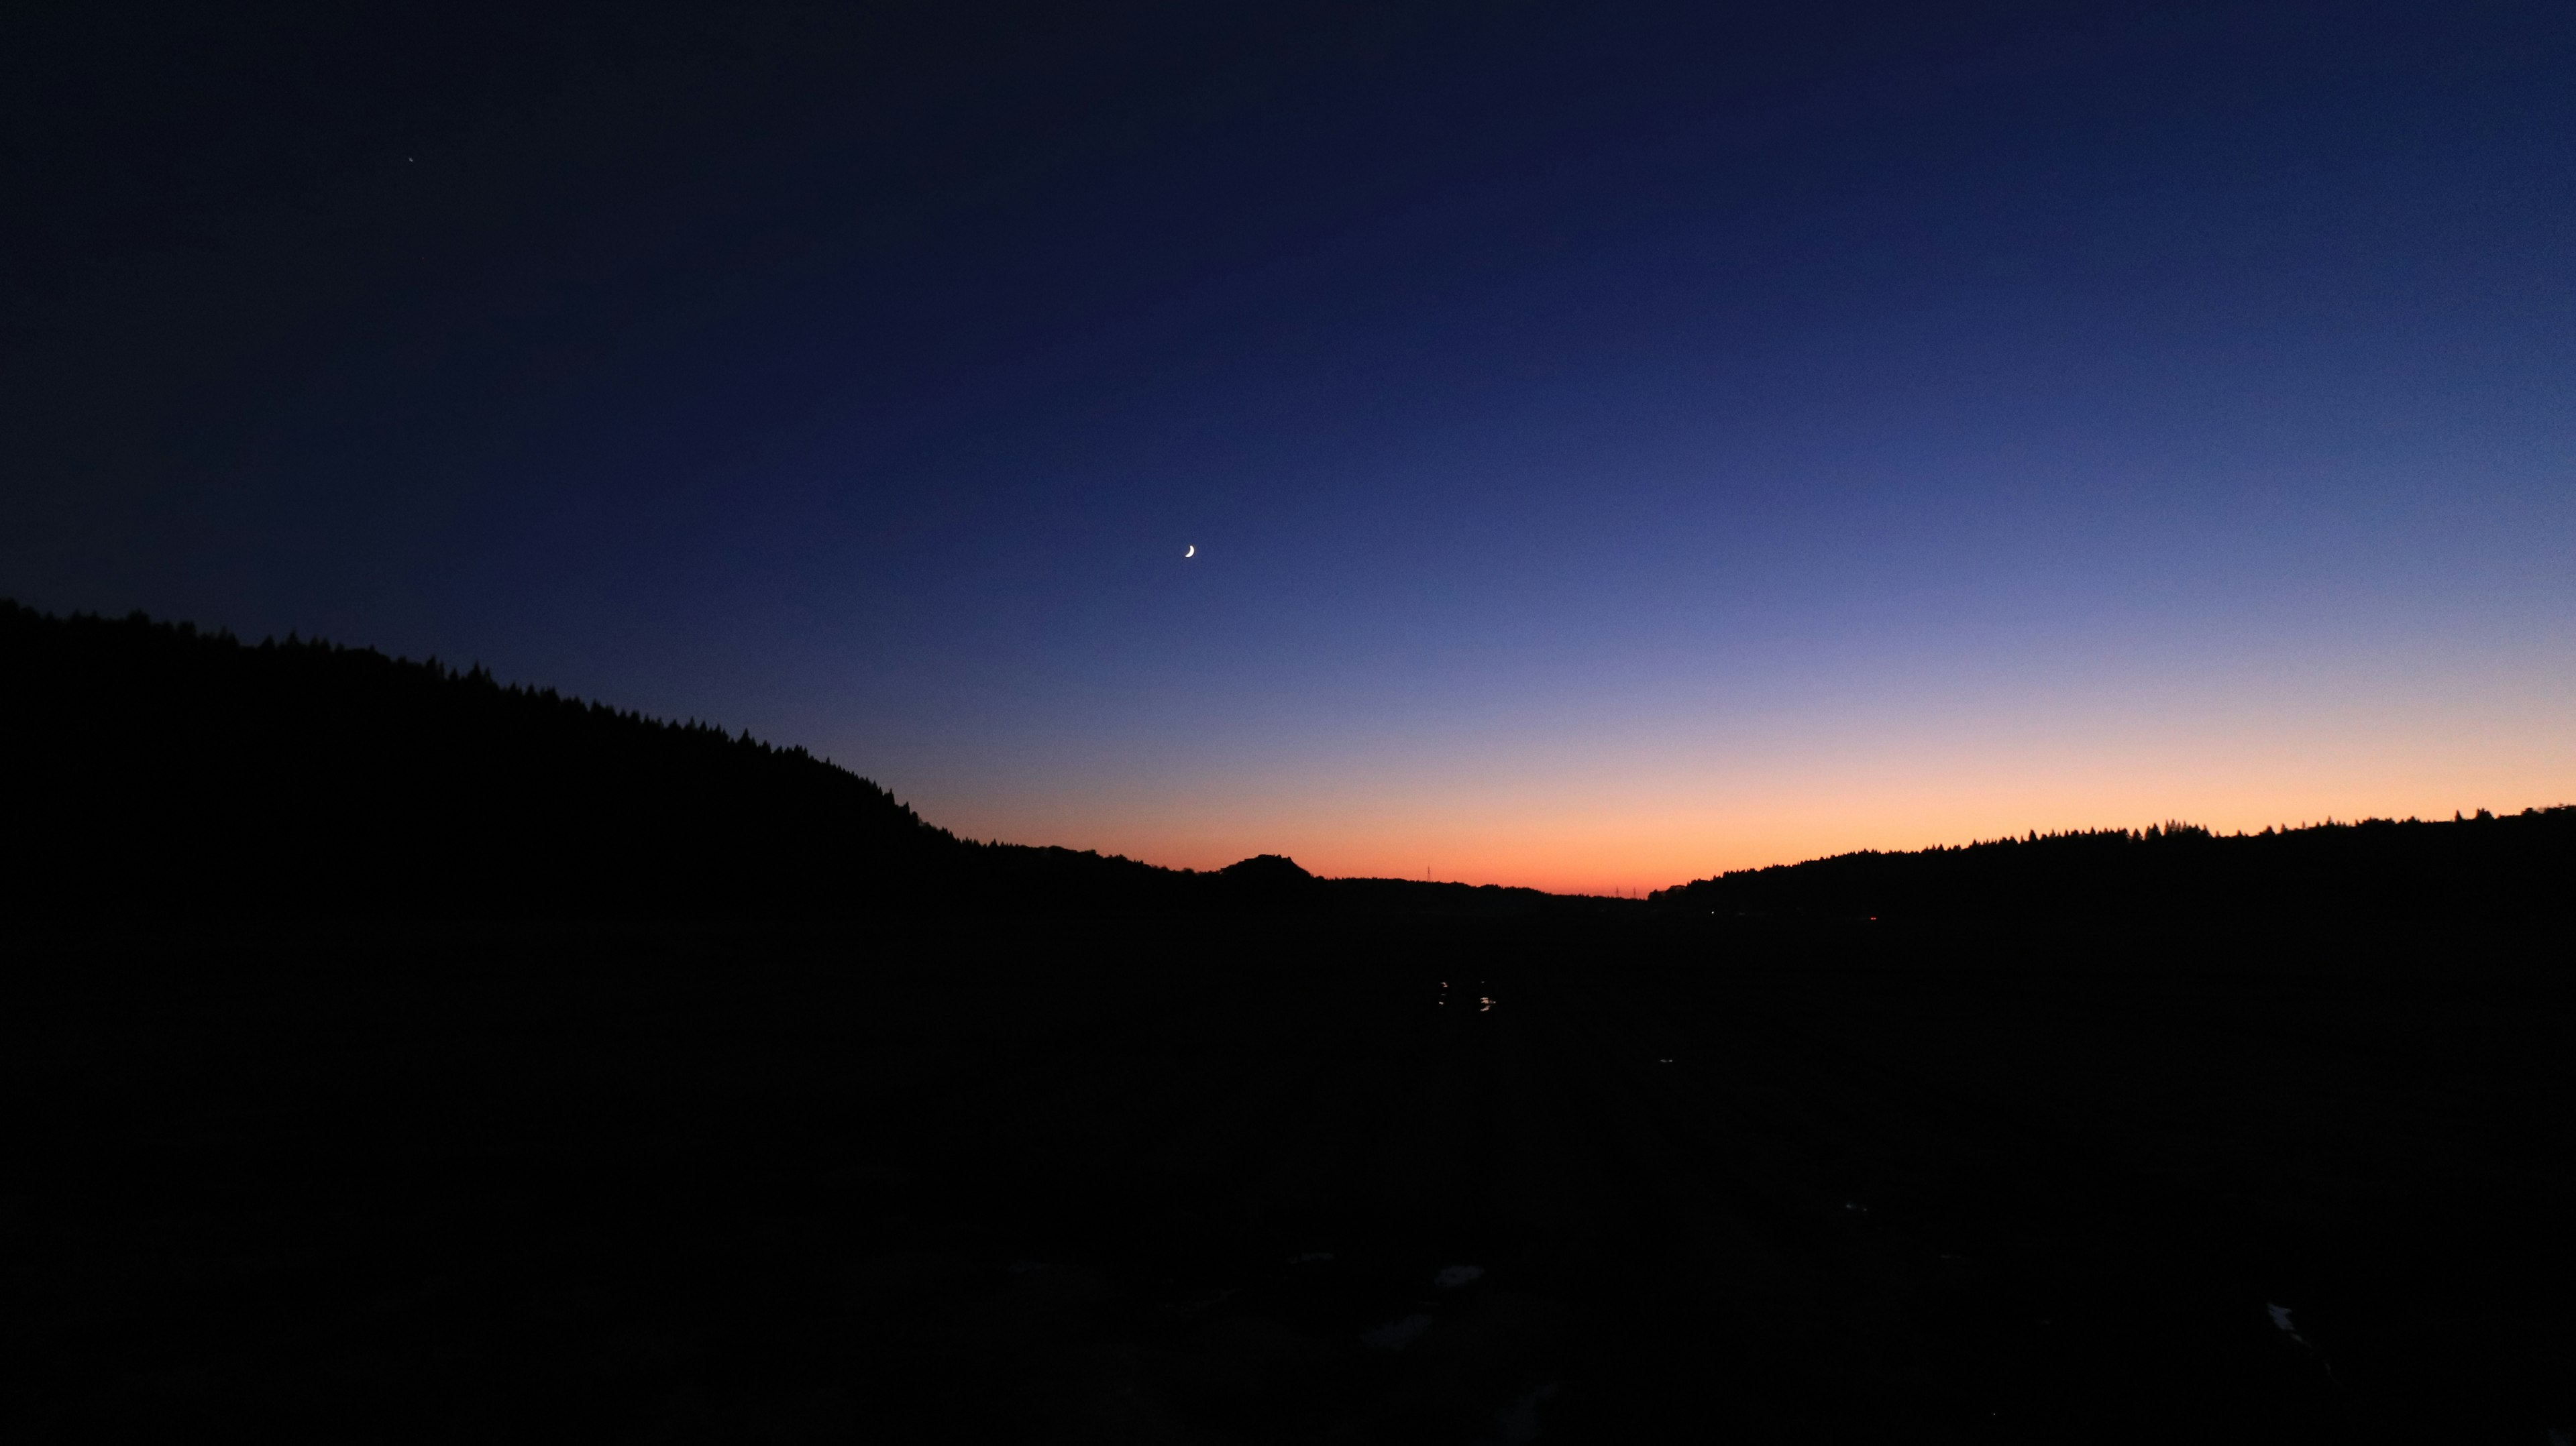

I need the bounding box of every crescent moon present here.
[1184,545,1195,557]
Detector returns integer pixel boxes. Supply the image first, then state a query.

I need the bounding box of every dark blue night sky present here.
[9,1,2571,889]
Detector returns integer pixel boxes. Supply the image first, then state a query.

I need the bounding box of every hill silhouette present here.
[2,602,967,916]
[9,604,2575,1443]
[1652,810,2576,926]
[11,601,2568,928]
[0,604,1592,920]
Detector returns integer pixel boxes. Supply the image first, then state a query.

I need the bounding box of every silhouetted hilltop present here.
[0,604,1605,921]
[2,602,984,916]
[1651,812,2576,926]
[30,600,2554,930]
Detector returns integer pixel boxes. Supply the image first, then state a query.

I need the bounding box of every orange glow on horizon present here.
[914,675,2576,897]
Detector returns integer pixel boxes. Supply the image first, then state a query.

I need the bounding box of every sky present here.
[7,1,2572,893]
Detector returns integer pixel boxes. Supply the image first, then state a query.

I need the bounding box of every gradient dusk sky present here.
[9,2,2572,893]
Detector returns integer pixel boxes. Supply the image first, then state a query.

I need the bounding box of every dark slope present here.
[7,604,2573,1441]
[17,600,2564,930]
[0,604,1612,921]
[1652,812,2576,927]
[3,603,973,916]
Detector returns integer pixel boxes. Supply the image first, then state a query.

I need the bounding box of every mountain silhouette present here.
[9,602,2576,1445]
[11,601,2568,927]
[1652,810,2576,926]
[0,604,1589,920]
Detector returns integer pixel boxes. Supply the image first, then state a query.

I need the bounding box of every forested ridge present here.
[3,602,983,914]
[12,601,2567,926]
[1652,809,2576,925]
[0,604,1581,919]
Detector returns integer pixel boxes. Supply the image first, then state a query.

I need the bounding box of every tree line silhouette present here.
[0,604,1592,920]
[1649,810,2576,926]
[14,601,2565,925]
[3,603,957,915]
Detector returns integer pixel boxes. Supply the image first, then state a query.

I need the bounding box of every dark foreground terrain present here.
[7,915,2571,1443]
